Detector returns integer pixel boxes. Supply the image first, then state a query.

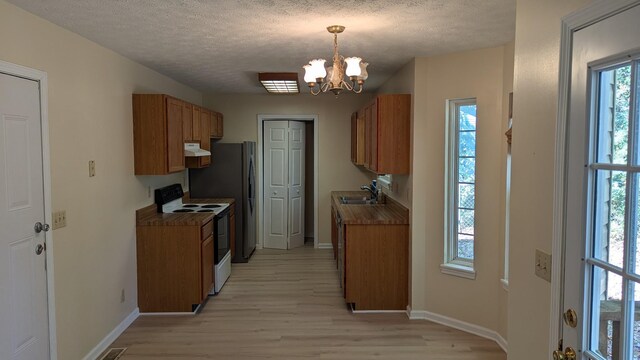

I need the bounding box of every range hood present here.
[184,143,211,157]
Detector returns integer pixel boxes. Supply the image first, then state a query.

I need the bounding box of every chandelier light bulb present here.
[310,59,327,80]
[358,62,369,81]
[345,57,362,77]
[303,64,316,84]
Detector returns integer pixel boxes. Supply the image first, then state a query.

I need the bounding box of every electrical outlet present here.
[52,210,66,230]
[535,249,552,282]
[89,160,96,177]
[120,289,125,303]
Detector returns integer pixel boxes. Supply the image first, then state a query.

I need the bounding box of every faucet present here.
[361,180,378,199]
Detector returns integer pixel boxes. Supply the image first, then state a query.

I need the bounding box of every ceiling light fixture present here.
[259,72,300,94]
[303,25,368,96]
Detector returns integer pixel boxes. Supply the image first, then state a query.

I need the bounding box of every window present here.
[377,174,393,190]
[585,61,639,359]
[442,98,477,279]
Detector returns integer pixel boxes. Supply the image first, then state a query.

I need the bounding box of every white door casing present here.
[263,121,289,249]
[561,3,640,359]
[0,72,50,360]
[288,121,305,249]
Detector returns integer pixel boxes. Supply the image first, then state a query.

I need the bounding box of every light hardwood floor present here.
[106,245,506,359]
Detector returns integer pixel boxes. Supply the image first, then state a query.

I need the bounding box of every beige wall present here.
[419,46,507,331]
[508,0,592,358]
[378,45,512,335]
[0,1,203,359]
[202,93,373,246]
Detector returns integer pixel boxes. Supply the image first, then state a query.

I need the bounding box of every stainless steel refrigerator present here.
[189,141,256,263]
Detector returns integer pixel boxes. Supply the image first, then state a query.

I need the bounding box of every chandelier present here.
[302,25,369,96]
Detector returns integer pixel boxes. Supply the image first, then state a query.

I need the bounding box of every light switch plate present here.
[52,210,66,230]
[535,249,552,282]
[89,160,96,177]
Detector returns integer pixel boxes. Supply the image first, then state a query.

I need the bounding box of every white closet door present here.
[263,121,289,249]
[0,73,50,360]
[288,121,305,249]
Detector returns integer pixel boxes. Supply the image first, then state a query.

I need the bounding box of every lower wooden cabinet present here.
[136,220,214,312]
[344,224,408,310]
[331,201,409,311]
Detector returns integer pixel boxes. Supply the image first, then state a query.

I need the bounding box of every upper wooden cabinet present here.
[186,107,211,169]
[182,102,193,142]
[351,111,365,165]
[210,111,224,138]
[357,94,411,174]
[134,94,223,175]
[133,94,185,175]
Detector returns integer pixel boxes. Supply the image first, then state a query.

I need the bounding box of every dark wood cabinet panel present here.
[357,94,410,174]
[137,219,215,313]
[133,94,185,175]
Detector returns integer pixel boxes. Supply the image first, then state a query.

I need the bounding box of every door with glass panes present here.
[563,4,640,359]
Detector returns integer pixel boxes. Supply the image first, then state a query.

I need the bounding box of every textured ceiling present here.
[7,0,516,94]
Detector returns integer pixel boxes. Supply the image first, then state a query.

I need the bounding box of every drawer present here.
[201,220,213,240]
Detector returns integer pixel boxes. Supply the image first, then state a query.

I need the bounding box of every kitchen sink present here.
[339,196,382,205]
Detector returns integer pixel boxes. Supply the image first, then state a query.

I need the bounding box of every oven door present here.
[213,208,230,264]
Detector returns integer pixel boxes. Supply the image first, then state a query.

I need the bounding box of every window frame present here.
[502,106,513,290]
[442,97,477,279]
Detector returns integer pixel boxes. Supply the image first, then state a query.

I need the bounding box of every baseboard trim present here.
[317,243,333,249]
[82,307,139,360]
[407,309,508,353]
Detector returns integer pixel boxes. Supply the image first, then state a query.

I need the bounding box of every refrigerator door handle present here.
[248,155,255,212]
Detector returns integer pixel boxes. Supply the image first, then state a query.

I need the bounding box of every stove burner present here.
[197,209,214,213]
[182,204,199,208]
[201,204,222,208]
[173,209,195,213]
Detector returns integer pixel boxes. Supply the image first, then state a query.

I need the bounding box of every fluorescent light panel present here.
[259,72,299,94]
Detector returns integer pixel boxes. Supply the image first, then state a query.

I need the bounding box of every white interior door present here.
[0,72,50,360]
[263,121,289,249]
[563,5,640,359]
[288,121,305,249]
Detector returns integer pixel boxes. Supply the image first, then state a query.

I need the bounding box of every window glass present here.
[446,99,477,266]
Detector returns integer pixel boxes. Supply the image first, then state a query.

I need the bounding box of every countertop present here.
[136,196,235,226]
[331,191,409,225]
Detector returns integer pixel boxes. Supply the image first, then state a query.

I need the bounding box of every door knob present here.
[34,222,50,233]
[273,191,277,195]
[553,347,576,360]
